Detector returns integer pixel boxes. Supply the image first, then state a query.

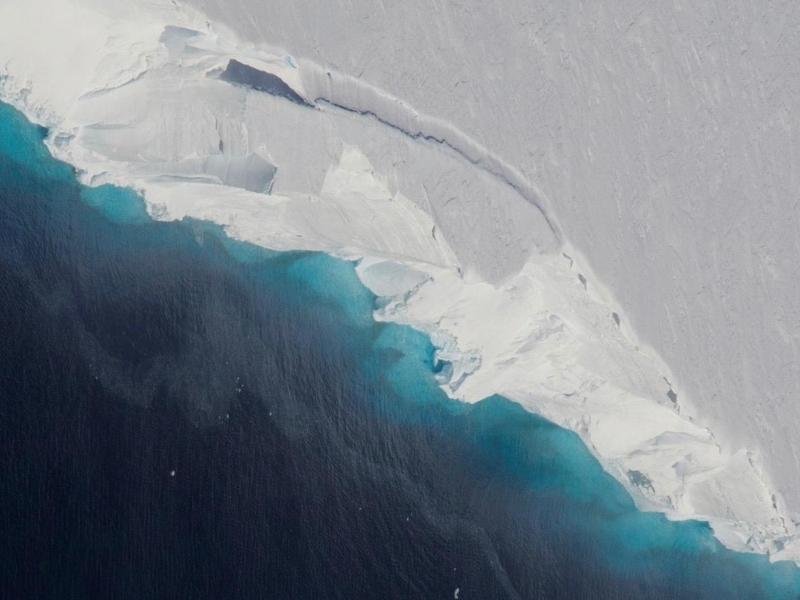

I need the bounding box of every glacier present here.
[1,0,799,563]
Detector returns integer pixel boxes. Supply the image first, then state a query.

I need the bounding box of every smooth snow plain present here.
[1,0,799,562]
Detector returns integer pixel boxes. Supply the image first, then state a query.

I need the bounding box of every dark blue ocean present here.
[0,100,798,599]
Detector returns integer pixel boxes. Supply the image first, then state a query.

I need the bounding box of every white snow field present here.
[2,0,799,561]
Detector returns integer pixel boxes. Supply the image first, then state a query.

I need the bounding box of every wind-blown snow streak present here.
[1,0,799,564]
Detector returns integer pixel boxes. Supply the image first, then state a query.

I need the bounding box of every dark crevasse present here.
[220,59,312,107]
[0,100,798,600]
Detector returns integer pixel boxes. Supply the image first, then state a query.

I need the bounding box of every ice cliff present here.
[2,0,799,562]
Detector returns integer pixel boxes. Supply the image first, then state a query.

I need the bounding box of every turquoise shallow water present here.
[1,99,799,599]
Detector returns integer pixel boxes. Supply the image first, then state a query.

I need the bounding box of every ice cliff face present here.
[2,0,799,562]
[186,0,800,521]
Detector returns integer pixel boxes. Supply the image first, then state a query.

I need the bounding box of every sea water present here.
[0,100,798,599]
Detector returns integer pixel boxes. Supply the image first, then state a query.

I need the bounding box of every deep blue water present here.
[0,100,799,599]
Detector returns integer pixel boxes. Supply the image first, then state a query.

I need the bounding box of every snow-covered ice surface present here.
[2,0,800,562]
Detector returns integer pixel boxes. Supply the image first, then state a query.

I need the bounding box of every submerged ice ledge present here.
[1,0,798,564]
